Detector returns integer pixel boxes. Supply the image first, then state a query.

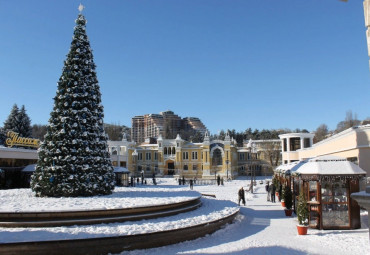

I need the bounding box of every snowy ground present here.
[0,185,200,212]
[0,177,368,255]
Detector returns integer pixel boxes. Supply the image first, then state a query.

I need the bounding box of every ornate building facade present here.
[108,133,278,179]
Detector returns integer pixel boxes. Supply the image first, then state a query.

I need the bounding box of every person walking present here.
[238,187,246,206]
[152,173,156,185]
[217,175,221,186]
[265,181,270,201]
[189,179,193,190]
[270,183,276,203]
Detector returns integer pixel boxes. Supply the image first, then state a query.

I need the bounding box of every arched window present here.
[172,147,176,155]
[184,165,188,171]
[212,148,222,166]
[164,147,167,155]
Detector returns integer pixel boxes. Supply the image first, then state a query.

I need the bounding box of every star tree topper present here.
[78,3,85,13]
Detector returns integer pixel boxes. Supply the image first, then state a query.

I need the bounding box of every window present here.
[212,149,222,166]
[304,138,311,148]
[183,152,189,160]
[184,164,188,171]
[239,153,245,161]
[172,147,176,154]
[193,164,197,171]
[283,139,287,152]
[154,152,158,160]
[138,153,143,161]
[145,152,151,161]
[146,165,150,171]
[164,147,167,155]
[192,151,198,160]
[321,181,349,228]
[290,138,301,151]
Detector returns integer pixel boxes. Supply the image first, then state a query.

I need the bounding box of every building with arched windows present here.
[108,132,279,180]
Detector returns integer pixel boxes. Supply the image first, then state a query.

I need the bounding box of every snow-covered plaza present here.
[0,177,368,255]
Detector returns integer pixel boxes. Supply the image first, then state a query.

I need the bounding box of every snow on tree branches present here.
[31,12,115,197]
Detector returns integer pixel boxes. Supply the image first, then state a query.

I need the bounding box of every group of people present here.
[178,176,196,190]
[265,181,280,203]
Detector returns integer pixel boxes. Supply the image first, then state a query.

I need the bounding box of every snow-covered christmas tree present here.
[31,5,115,197]
[3,104,20,131]
[3,104,32,138]
[17,105,32,138]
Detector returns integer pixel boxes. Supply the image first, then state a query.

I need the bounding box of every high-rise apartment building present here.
[182,117,207,135]
[131,110,207,143]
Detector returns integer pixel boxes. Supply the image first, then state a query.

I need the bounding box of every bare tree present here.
[313,124,329,144]
[336,110,361,133]
[260,141,281,167]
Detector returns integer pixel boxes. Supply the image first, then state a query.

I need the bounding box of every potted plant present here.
[297,188,309,235]
[283,185,293,216]
[281,184,286,207]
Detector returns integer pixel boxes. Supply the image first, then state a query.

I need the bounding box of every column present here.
[286,137,290,164]
[300,138,304,150]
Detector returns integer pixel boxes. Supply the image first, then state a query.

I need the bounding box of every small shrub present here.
[297,188,309,226]
[284,185,293,210]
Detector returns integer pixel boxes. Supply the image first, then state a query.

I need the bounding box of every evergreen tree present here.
[0,128,6,146]
[32,124,48,141]
[283,185,293,210]
[31,10,115,197]
[17,105,32,137]
[3,104,19,132]
[297,188,309,225]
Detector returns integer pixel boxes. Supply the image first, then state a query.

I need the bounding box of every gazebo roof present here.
[275,161,299,174]
[22,164,36,172]
[295,156,366,176]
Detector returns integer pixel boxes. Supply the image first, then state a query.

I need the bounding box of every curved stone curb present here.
[0,197,201,228]
[0,210,239,255]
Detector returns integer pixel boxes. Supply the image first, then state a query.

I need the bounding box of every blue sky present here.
[0,0,369,135]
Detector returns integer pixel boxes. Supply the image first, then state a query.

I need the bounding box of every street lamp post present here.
[226,159,229,180]
[132,149,138,185]
[247,139,256,193]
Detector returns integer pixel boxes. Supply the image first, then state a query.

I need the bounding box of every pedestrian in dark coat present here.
[182,176,185,185]
[270,184,276,203]
[217,175,221,186]
[238,187,246,206]
[189,179,193,190]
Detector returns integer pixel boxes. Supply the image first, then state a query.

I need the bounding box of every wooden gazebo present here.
[294,156,366,230]
[113,167,130,187]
